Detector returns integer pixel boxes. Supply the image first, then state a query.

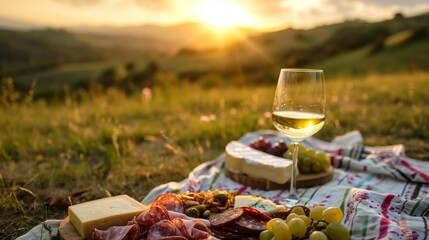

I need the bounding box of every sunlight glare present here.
[195,0,255,30]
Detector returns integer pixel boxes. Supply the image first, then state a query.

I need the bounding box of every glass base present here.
[281,194,299,208]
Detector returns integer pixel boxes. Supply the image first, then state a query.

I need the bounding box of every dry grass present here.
[1,71,428,239]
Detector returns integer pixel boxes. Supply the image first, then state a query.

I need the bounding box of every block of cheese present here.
[68,194,147,239]
[234,195,285,216]
[225,141,294,184]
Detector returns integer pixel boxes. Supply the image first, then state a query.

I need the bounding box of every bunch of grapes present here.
[249,137,288,157]
[249,137,331,174]
[260,205,349,240]
[284,144,331,174]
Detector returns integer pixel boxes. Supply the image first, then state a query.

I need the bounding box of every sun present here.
[195,0,255,30]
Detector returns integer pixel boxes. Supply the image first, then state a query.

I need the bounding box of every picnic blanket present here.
[18,130,429,240]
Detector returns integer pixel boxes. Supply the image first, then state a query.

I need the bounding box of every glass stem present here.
[290,142,299,199]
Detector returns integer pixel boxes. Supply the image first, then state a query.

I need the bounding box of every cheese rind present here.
[68,195,147,239]
[234,195,285,216]
[225,141,294,184]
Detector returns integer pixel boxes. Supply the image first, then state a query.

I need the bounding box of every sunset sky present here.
[1,0,429,30]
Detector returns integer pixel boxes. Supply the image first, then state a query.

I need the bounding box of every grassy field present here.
[1,71,429,239]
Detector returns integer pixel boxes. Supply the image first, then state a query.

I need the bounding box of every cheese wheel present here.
[225,141,294,184]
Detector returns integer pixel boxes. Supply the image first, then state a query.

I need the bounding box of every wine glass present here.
[272,68,326,205]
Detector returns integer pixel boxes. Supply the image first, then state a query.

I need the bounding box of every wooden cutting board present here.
[59,217,82,240]
[225,166,333,190]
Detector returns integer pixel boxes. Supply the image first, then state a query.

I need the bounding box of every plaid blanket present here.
[18,130,429,240]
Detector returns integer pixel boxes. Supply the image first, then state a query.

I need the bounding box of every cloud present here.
[326,0,429,21]
[29,0,429,29]
[243,0,429,29]
[133,0,176,9]
[54,0,103,6]
[362,0,429,5]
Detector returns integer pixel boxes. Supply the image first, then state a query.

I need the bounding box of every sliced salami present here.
[240,207,271,221]
[88,223,140,240]
[154,237,188,240]
[235,207,270,232]
[147,219,183,240]
[212,224,251,235]
[209,208,244,227]
[235,215,267,232]
[131,205,170,235]
[152,193,184,213]
[171,218,192,239]
[171,218,211,240]
[209,226,246,239]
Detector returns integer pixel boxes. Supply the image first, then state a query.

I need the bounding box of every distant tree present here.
[177,48,198,56]
[368,36,386,55]
[145,61,159,78]
[125,62,136,73]
[131,60,160,89]
[123,62,136,94]
[98,67,119,88]
[409,26,429,41]
[393,12,405,20]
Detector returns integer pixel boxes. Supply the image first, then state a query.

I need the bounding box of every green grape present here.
[311,158,323,172]
[266,218,282,232]
[309,231,328,240]
[323,223,350,240]
[285,145,307,159]
[297,144,307,156]
[309,206,327,221]
[318,152,331,170]
[287,218,307,238]
[322,207,343,223]
[291,206,306,216]
[284,150,293,159]
[297,156,302,167]
[286,213,299,223]
[305,148,316,156]
[299,156,312,174]
[297,215,312,226]
[272,220,292,240]
[259,230,274,240]
[293,145,332,174]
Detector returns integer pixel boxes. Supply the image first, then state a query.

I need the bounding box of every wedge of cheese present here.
[234,195,285,216]
[68,194,147,239]
[225,141,294,184]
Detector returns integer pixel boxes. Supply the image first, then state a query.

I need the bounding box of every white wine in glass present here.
[272,69,326,205]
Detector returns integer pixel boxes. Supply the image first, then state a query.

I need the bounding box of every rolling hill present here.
[0,28,102,75]
[218,12,429,78]
[1,11,429,90]
[0,21,258,76]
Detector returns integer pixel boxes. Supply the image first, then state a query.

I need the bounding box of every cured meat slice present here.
[152,237,187,240]
[209,207,270,239]
[189,221,212,240]
[209,227,242,239]
[240,207,271,221]
[131,205,170,235]
[171,218,211,240]
[171,218,192,239]
[235,207,270,232]
[209,208,244,227]
[190,219,210,233]
[147,219,184,240]
[168,210,211,227]
[209,226,249,239]
[152,193,184,213]
[87,223,140,240]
